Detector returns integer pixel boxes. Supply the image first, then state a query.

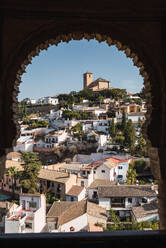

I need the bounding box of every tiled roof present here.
[98,185,157,198]
[47,200,107,227]
[88,179,116,189]
[47,200,87,227]
[132,200,158,220]
[0,201,13,209]
[6,152,21,160]
[82,157,128,171]
[5,160,23,171]
[47,201,75,218]
[66,185,84,196]
[38,169,69,183]
[128,112,145,116]
[20,193,41,197]
[87,202,107,220]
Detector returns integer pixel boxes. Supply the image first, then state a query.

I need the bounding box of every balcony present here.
[111,198,125,208]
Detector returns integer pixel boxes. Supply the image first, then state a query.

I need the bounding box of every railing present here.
[111,203,125,208]
[0,231,166,248]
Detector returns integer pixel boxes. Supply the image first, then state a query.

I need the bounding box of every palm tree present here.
[127,168,137,185]
[6,166,19,197]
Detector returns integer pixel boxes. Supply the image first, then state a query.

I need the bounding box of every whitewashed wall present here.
[33,195,46,232]
[94,164,111,180]
[88,189,98,200]
[58,213,88,232]
[115,161,129,182]
[99,198,111,210]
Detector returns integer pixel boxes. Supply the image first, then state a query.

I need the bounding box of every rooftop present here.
[38,169,70,183]
[132,200,158,220]
[98,185,157,198]
[6,152,21,160]
[47,200,86,227]
[87,201,107,220]
[88,179,116,189]
[5,160,23,170]
[66,185,84,196]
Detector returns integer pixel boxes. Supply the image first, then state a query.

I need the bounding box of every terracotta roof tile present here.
[38,169,69,183]
[98,185,157,198]
[88,179,116,189]
[66,185,84,196]
[132,200,158,220]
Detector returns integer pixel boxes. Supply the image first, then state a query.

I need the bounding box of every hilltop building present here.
[5,194,46,233]
[83,72,110,91]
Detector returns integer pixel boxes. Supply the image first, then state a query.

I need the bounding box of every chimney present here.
[151,182,154,191]
[6,202,10,211]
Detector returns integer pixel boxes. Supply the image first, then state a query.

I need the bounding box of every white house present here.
[6,152,22,162]
[127,112,145,124]
[47,201,88,232]
[36,96,58,105]
[73,152,113,164]
[66,185,86,202]
[131,200,159,223]
[88,179,116,202]
[13,136,34,152]
[92,157,129,182]
[46,200,107,232]
[5,194,46,233]
[44,130,68,145]
[97,185,157,218]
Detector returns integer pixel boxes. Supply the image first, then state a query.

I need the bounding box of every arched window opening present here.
[2,35,158,234]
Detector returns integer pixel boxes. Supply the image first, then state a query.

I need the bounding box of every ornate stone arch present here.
[0,22,163,223]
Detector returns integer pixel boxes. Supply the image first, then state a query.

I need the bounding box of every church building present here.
[83,72,110,91]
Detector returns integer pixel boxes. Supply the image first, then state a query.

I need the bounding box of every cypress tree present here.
[124,119,136,152]
[121,109,127,133]
[109,119,117,139]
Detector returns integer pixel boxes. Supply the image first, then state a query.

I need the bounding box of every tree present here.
[6,166,19,197]
[115,135,124,146]
[121,109,127,133]
[20,152,42,193]
[137,135,147,156]
[132,160,147,173]
[138,87,146,100]
[109,119,117,139]
[138,118,144,129]
[124,119,136,152]
[127,167,137,185]
[108,209,120,230]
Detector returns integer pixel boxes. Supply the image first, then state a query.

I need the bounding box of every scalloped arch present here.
[10,32,155,175]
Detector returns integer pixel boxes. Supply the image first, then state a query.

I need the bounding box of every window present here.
[117,175,123,179]
[71,196,74,201]
[92,191,98,199]
[29,202,37,208]
[118,166,122,169]
[142,198,147,203]
[94,171,96,174]
[57,184,61,192]
[25,222,32,229]
[128,198,132,203]
[81,181,84,187]
[101,170,105,173]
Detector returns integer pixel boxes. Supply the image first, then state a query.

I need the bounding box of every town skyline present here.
[19,39,143,101]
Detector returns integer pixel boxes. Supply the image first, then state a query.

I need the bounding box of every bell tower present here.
[83,72,93,89]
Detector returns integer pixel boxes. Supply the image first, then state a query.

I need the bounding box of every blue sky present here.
[19,39,143,101]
